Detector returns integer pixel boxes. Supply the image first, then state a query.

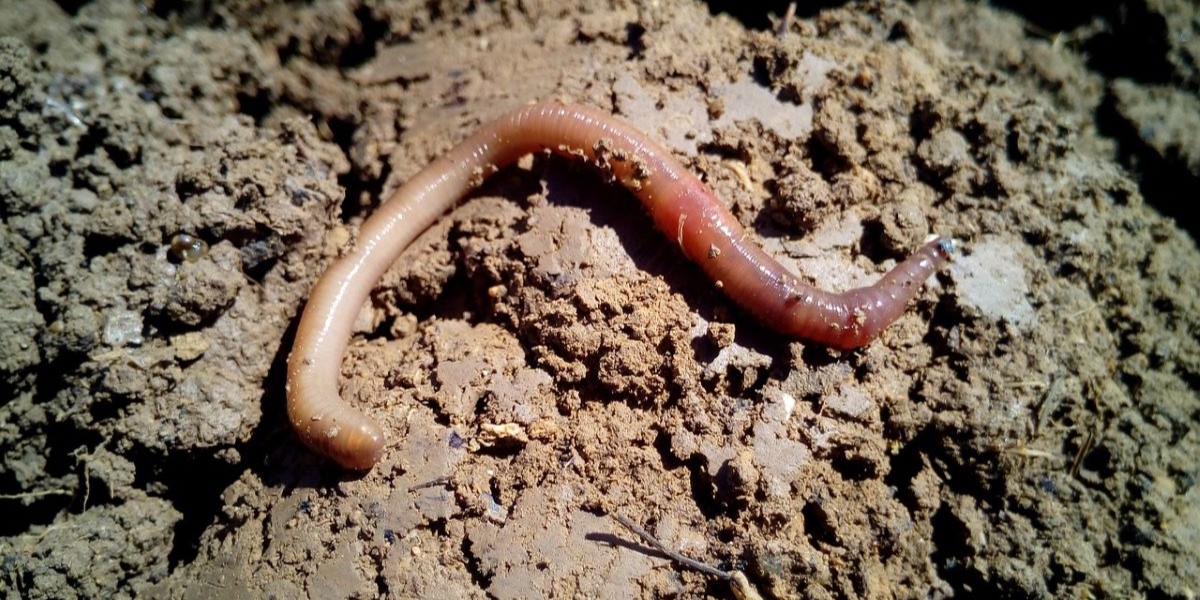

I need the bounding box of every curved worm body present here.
[287,101,953,469]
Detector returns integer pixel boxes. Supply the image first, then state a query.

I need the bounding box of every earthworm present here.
[287,101,953,469]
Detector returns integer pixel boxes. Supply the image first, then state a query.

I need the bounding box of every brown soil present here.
[2,1,1197,598]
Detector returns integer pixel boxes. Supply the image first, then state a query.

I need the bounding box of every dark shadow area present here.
[625,22,647,59]
[0,351,97,535]
[51,0,89,15]
[1096,92,1200,240]
[704,0,852,31]
[163,305,375,566]
[652,430,725,520]
[986,0,1194,237]
[929,502,983,591]
[990,0,1172,83]
[801,500,839,548]
[883,426,928,512]
[986,0,1108,32]
[461,535,494,590]
[830,448,880,482]
[160,314,296,566]
[149,446,245,568]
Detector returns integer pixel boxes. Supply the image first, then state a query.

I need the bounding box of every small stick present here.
[612,514,731,580]
[407,476,452,492]
[1069,429,1095,478]
[611,514,765,600]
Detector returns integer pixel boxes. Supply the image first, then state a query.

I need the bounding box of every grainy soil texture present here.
[1,1,1198,598]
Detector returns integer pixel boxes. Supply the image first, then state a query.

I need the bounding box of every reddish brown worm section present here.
[287,101,954,469]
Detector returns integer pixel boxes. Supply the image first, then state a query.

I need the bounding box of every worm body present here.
[287,102,952,469]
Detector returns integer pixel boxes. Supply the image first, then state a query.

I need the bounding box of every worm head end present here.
[923,235,956,261]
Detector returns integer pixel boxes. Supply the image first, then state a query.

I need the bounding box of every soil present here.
[1,0,1197,599]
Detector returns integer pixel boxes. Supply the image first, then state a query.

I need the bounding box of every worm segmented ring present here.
[287,102,953,469]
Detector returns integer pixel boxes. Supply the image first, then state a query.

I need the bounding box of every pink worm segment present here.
[287,101,953,469]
